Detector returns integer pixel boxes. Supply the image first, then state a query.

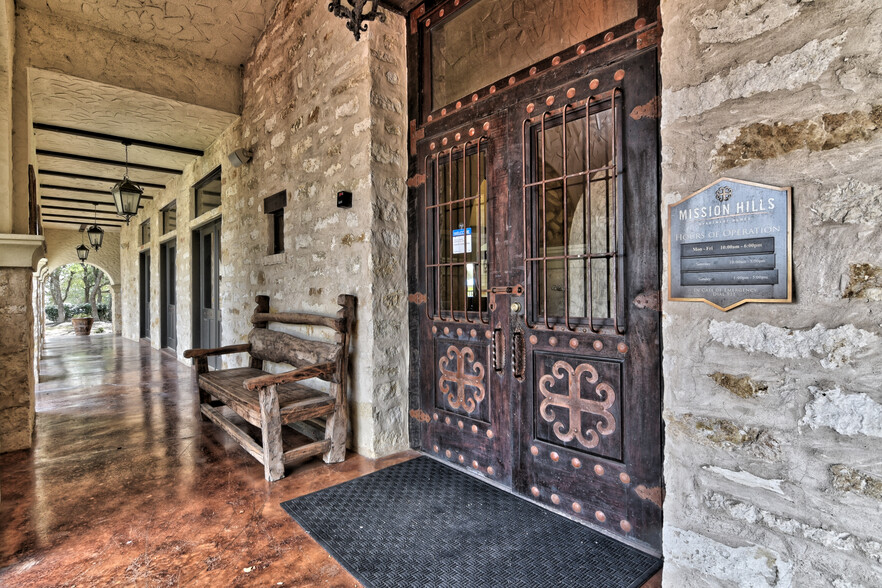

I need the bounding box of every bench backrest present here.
[247,294,356,383]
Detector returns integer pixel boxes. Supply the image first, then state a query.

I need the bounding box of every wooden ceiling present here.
[31,70,237,232]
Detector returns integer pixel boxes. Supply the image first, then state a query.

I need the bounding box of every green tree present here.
[82,265,110,319]
[45,266,74,323]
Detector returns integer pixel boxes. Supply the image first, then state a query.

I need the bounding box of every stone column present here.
[111,283,122,335]
[0,234,44,453]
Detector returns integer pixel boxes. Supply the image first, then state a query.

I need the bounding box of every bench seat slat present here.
[198,367,336,427]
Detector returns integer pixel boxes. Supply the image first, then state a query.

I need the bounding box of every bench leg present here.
[198,388,211,421]
[323,383,348,464]
[259,384,285,481]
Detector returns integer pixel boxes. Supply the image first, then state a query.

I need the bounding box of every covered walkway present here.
[0,335,414,586]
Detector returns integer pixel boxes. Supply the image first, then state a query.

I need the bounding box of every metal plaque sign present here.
[668,178,792,311]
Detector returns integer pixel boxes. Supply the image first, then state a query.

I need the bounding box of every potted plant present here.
[71,313,94,336]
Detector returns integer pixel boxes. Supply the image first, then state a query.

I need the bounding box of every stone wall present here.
[0,268,34,452]
[119,0,410,458]
[660,1,882,586]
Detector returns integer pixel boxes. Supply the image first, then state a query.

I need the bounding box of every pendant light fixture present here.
[76,230,89,265]
[86,204,104,251]
[329,0,385,41]
[111,140,144,224]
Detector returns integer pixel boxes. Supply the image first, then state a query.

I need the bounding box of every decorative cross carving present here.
[538,361,616,449]
[439,346,486,414]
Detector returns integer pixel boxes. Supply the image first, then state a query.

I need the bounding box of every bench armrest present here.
[183,344,252,359]
[243,362,336,392]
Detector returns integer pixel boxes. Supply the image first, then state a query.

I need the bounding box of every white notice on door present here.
[452,228,472,254]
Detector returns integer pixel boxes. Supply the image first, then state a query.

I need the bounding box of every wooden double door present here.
[413,48,662,551]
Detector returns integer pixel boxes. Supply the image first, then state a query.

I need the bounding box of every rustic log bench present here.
[184,294,355,481]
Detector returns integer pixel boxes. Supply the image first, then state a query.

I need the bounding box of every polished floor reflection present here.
[0,335,416,586]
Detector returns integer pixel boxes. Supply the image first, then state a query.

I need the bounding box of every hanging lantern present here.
[87,205,104,250]
[111,141,144,224]
[329,0,385,41]
[76,243,89,264]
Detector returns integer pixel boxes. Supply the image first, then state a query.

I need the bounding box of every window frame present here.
[194,167,223,218]
[161,201,177,235]
[264,190,287,255]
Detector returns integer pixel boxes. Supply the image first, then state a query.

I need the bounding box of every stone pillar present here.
[111,283,122,335]
[0,234,44,453]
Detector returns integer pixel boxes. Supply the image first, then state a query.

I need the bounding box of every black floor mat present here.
[281,456,661,588]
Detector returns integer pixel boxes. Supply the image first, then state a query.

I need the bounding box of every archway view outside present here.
[43,263,113,337]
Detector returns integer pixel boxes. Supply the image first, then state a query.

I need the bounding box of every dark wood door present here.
[417,111,515,484]
[195,220,221,369]
[160,241,177,350]
[139,250,150,340]
[412,26,662,552]
[508,50,662,550]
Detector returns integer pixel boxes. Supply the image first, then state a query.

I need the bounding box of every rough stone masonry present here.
[660,0,882,586]
[118,0,409,459]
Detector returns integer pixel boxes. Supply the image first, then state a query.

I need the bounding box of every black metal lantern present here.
[87,205,104,251]
[111,142,144,224]
[329,0,385,41]
[76,243,89,264]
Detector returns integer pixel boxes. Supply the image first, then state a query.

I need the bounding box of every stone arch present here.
[42,228,121,285]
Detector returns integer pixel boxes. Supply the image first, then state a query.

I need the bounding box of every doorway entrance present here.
[139,250,150,340]
[193,220,221,369]
[160,241,176,351]
[409,0,662,553]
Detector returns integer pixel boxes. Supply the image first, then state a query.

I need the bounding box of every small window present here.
[265,191,287,255]
[140,220,151,245]
[162,201,177,234]
[194,167,222,217]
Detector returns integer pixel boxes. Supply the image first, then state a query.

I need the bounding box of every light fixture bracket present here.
[329,0,385,41]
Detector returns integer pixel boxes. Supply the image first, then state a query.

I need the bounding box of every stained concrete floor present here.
[0,335,417,586]
[1,335,662,587]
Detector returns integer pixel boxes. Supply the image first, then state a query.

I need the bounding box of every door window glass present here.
[195,168,222,217]
[526,92,622,330]
[426,143,488,321]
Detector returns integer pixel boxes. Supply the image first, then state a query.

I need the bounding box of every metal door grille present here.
[424,137,489,324]
[522,89,625,333]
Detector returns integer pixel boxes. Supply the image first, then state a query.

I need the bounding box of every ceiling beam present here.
[39,170,166,189]
[41,203,143,213]
[41,196,144,209]
[40,184,154,200]
[43,212,129,223]
[36,150,183,175]
[33,123,204,156]
[42,219,124,227]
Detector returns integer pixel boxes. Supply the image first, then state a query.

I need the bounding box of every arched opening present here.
[43,262,115,337]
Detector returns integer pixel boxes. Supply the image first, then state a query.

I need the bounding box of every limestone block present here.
[665,412,781,459]
[831,465,882,500]
[705,492,882,564]
[708,320,878,369]
[0,406,33,452]
[663,526,793,588]
[801,387,882,438]
[663,33,845,121]
[842,264,882,300]
[811,179,882,226]
[691,0,803,45]
[710,372,768,398]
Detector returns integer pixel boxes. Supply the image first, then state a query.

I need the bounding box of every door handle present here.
[491,328,504,372]
[511,331,525,380]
